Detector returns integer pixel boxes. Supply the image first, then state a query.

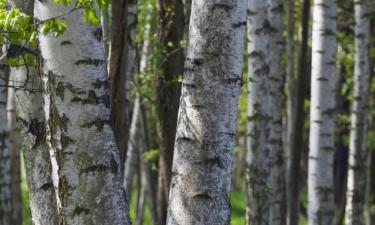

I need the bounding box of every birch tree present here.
[246,0,271,224]
[166,0,246,223]
[35,0,131,224]
[345,0,371,224]
[268,0,286,224]
[308,0,337,224]
[0,63,11,225]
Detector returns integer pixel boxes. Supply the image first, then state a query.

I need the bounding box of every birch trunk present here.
[345,1,371,224]
[287,0,311,224]
[35,1,131,224]
[268,0,286,224]
[0,63,11,225]
[308,0,337,224]
[6,75,22,225]
[246,0,271,224]
[155,0,185,223]
[166,0,246,223]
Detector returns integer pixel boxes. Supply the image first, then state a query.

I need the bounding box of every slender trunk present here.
[109,0,130,166]
[268,0,286,224]
[155,0,185,223]
[0,60,11,225]
[6,76,21,225]
[308,0,337,224]
[246,0,271,224]
[166,0,246,223]
[345,1,371,224]
[35,1,131,224]
[286,0,310,225]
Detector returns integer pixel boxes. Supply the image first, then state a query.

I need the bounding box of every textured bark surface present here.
[166,0,246,223]
[155,0,185,223]
[246,0,271,224]
[35,1,131,224]
[286,0,310,225]
[0,62,11,225]
[308,0,337,224]
[268,0,286,224]
[11,66,59,225]
[345,1,371,224]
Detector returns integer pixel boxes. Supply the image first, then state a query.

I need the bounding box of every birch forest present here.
[0,0,374,225]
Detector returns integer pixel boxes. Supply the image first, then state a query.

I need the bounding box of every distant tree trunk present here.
[155,0,185,223]
[109,0,137,167]
[246,0,271,224]
[308,0,337,224]
[6,76,21,225]
[268,0,286,224]
[166,0,246,223]
[345,1,371,224]
[0,61,11,225]
[366,150,375,225]
[286,0,310,225]
[35,1,131,224]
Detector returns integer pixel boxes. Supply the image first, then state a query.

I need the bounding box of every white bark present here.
[11,66,59,225]
[166,0,246,223]
[35,1,131,224]
[308,0,337,224]
[246,0,271,224]
[268,0,286,224]
[0,65,11,225]
[345,1,371,224]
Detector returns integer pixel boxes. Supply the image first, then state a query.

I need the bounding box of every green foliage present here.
[40,19,68,37]
[142,149,159,171]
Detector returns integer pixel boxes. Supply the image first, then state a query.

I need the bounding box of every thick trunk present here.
[286,0,310,225]
[268,0,286,224]
[246,0,271,224]
[0,62,11,225]
[308,0,337,224]
[166,0,246,223]
[155,0,185,223]
[345,1,371,224]
[35,1,131,224]
[7,2,59,225]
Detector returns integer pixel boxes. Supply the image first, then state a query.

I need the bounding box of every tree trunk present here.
[286,0,310,225]
[155,0,185,223]
[109,0,136,166]
[0,60,11,225]
[345,0,371,224]
[246,0,271,224]
[308,0,337,224]
[166,0,246,223]
[35,1,131,224]
[268,0,286,224]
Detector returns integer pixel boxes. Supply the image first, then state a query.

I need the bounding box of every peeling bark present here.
[166,0,246,223]
[35,1,131,224]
